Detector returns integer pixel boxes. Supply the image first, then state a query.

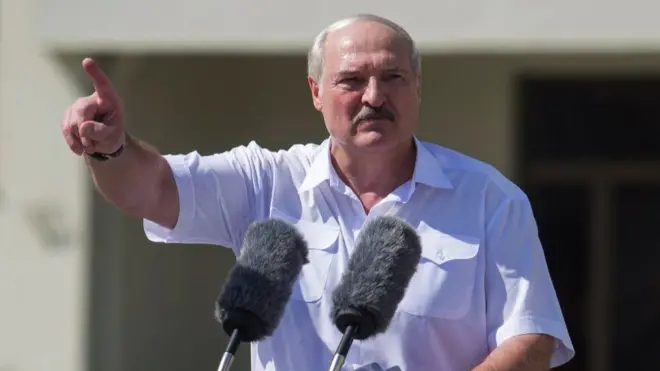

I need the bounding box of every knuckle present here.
[73,97,87,106]
[74,104,90,117]
[63,116,78,130]
[74,96,96,113]
[62,122,73,134]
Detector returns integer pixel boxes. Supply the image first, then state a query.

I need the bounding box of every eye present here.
[383,73,403,82]
[337,76,365,90]
[340,77,362,84]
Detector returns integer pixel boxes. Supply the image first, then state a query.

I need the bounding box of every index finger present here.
[82,57,118,102]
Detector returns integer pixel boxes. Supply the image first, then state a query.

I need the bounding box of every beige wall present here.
[0,1,90,371]
[34,0,660,53]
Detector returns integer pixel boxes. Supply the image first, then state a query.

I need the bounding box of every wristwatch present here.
[86,143,125,161]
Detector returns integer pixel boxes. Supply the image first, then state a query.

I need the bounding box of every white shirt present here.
[144,137,575,371]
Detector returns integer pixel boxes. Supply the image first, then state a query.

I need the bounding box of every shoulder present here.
[418,140,530,217]
[185,140,323,168]
[236,140,323,169]
[162,140,324,184]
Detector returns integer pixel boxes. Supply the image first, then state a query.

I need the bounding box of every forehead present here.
[322,21,412,73]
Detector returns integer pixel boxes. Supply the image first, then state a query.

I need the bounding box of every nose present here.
[361,77,385,108]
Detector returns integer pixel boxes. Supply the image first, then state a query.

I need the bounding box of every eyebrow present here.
[337,66,406,76]
[381,67,406,74]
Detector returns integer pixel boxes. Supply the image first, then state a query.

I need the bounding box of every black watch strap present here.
[86,144,125,161]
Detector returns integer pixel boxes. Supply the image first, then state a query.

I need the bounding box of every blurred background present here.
[2,0,660,370]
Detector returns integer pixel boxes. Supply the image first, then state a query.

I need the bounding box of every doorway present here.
[517,75,660,371]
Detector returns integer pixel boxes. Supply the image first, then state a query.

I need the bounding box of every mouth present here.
[354,118,392,135]
[358,116,392,124]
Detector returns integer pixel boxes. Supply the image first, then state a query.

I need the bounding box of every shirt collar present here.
[299,136,453,193]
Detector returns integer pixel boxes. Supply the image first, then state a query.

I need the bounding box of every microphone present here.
[329,216,422,371]
[214,218,309,371]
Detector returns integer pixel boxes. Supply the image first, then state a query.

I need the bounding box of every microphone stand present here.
[329,325,357,371]
[217,328,241,371]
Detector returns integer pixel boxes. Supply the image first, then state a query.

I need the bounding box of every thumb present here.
[79,120,113,142]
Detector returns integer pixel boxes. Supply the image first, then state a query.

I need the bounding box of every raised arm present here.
[61,58,276,251]
[61,57,178,229]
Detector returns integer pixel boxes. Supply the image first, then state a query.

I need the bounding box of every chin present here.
[352,131,395,149]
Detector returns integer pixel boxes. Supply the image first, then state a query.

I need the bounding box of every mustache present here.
[353,106,395,124]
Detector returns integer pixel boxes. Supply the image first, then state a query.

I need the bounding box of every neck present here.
[330,137,416,201]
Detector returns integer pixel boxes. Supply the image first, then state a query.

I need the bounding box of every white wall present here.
[0,1,90,371]
[34,0,660,53]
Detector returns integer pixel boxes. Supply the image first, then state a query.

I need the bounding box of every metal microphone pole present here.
[329,325,356,371]
[217,329,240,371]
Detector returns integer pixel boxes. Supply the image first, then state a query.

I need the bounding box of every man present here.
[61,14,574,371]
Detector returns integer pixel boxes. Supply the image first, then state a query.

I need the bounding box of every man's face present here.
[309,21,421,151]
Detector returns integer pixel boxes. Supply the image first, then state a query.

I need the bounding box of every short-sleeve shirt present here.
[144,137,575,371]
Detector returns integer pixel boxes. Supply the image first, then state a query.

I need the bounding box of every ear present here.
[416,73,422,103]
[308,76,323,111]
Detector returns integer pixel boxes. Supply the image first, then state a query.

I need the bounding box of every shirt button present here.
[436,251,445,261]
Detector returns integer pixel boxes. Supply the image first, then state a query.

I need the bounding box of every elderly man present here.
[62,14,574,371]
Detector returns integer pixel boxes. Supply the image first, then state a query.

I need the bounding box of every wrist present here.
[86,133,127,161]
[86,144,124,161]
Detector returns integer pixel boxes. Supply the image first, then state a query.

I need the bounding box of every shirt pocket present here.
[398,223,481,320]
[270,208,340,303]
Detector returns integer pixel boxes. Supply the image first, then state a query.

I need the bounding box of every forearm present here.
[471,334,555,371]
[86,134,171,216]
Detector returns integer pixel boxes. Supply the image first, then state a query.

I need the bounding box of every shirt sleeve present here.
[484,193,575,368]
[143,141,274,254]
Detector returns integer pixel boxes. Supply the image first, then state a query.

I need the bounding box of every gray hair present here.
[307,14,422,83]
